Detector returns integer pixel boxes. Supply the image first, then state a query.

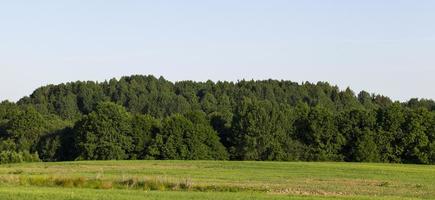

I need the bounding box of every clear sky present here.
[1,1,434,102]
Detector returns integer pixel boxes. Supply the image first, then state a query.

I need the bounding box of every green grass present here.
[0,160,433,199]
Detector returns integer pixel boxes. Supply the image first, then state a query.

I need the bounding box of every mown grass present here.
[0,186,426,200]
[0,160,433,199]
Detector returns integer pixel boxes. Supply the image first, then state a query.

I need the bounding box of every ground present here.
[0,160,433,199]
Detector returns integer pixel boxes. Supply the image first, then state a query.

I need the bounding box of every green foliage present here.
[75,102,133,160]
[375,103,406,163]
[337,109,379,162]
[0,101,20,127]
[129,114,159,159]
[400,108,431,164]
[4,106,46,151]
[353,131,381,162]
[230,98,294,161]
[0,75,432,164]
[0,151,40,164]
[153,112,228,160]
[430,142,435,164]
[298,106,345,161]
[37,127,75,161]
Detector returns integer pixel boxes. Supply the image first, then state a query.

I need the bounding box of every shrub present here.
[0,151,40,164]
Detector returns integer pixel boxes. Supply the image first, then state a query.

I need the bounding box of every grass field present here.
[0,160,433,199]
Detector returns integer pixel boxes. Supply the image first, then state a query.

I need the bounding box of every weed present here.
[9,169,24,175]
[54,178,74,188]
[179,178,193,190]
[415,184,424,188]
[378,181,390,187]
[97,180,113,189]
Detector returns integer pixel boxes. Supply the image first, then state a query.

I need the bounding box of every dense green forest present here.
[0,75,434,164]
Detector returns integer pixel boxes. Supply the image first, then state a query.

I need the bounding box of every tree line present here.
[0,75,434,164]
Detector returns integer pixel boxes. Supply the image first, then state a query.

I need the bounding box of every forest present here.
[0,75,434,164]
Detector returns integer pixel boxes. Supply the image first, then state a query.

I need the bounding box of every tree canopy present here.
[0,75,433,164]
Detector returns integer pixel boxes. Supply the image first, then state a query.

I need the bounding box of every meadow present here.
[0,160,433,200]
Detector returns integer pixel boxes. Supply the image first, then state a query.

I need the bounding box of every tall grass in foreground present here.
[0,175,259,192]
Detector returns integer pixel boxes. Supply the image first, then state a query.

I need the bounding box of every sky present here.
[1,1,434,102]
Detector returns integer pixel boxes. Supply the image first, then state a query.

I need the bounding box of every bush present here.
[22,151,40,162]
[0,151,40,164]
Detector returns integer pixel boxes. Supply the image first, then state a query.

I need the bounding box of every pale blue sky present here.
[1,1,434,101]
